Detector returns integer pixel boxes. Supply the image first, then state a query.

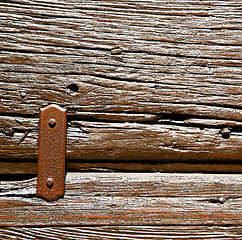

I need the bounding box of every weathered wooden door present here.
[0,0,241,238]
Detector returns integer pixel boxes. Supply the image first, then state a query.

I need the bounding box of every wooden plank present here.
[0,116,241,161]
[0,0,242,119]
[0,173,241,226]
[0,226,242,239]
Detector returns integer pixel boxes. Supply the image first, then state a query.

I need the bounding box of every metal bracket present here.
[36,104,67,201]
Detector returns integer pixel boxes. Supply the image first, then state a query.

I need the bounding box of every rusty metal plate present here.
[36,104,67,201]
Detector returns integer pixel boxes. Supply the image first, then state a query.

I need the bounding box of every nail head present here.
[20,91,27,98]
[222,128,230,136]
[46,177,54,189]
[48,119,56,128]
[4,127,14,137]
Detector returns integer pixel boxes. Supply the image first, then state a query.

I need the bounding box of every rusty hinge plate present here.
[36,104,67,201]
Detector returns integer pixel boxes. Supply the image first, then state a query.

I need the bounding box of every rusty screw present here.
[46,177,54,189]
[48,119,56,128]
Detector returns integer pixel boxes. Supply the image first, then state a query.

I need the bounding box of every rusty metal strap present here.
[36,104,67,201]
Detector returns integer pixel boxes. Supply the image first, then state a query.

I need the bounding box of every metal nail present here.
[46,177,54,189]
[48,119,56,128]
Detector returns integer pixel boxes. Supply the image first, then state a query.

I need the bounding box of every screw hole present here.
[67,83,79,93]
[222,133,230,139]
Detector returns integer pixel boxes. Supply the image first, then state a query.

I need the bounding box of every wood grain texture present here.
[0,0,242,163]
[0,173,241,226]
[0,0,242,117]
[0,226,242,239]
[0,115,242,162]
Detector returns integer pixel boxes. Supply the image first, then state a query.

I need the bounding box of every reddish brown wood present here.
[0,173,241,226]
[0,1,241,235]
[0,116,241,163]
[0,0,241,164]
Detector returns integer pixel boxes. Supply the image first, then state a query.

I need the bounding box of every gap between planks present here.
[0,162,241,174]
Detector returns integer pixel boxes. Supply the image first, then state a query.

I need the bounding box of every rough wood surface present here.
[0,0,241,117]
[0,116,242,162]
[0,0,241,163]
[0,173,241,226]
[0,226,242,239]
